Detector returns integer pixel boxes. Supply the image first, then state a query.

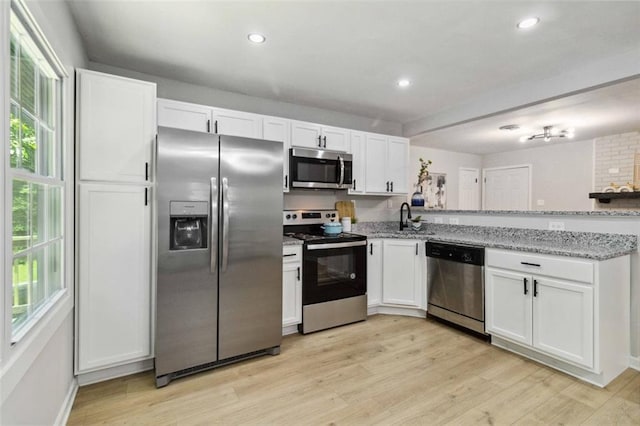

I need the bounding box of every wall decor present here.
[425,173,447,209]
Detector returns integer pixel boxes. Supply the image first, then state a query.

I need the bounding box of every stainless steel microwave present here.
[289,148,353,189]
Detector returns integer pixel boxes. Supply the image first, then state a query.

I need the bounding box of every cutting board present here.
[335,201,356,220]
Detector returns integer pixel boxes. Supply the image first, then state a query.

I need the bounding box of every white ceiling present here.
[411,77,640,154]
[65,1,640,150]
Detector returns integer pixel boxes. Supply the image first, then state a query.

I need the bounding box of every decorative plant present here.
[351,217,358,224]
[417,158,432,186]
[411,215,422,223]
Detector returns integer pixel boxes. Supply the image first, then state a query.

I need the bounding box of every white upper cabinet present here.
[213,108,263,139]
[264,117,291,192]
[290,121,350,152]
[387,137,410,194]
[364,134,389,193]
[158,99,262,139]
[157,98,212,133]
[349,131,366,194]
[77,70,156,183]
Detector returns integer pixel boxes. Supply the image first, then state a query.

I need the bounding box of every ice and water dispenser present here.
[169,201,208,251]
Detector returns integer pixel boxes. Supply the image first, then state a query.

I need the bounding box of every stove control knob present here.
[326,213,330,218]
[286,214,291,220]
[331,213,336,218]
[292,214,298,219]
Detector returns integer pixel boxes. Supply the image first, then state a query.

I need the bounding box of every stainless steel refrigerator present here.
[155,126,283,387]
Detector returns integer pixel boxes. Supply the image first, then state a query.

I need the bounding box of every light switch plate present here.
[537,199,545,206]
[387,199,393,209]
[434,217,444,224]
[449,217,460,225]
[549,221,565,231]
[608,168,620,174]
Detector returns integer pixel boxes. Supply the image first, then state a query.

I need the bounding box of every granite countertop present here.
[353,222,637,261]
[283,236,304,246]
[419,209,640,217]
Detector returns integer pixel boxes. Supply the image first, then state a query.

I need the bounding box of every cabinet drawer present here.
[486,249,593,284]
[283,246,302,263]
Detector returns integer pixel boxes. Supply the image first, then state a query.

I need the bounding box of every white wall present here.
[482,139,594,211]
[409,146,483,210]
[88,62,403,137]
[284,191,404,222]
[1,1,86,424]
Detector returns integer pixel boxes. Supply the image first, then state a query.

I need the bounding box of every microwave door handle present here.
[221,177,230,272]
[210,177,217,274]
[338,155,345,187]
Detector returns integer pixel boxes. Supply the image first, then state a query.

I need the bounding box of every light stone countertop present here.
[418,209,640,217]
[283,236,304,246]
[352,222,637,261]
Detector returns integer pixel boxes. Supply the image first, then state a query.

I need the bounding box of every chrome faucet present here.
[400,202,412,230]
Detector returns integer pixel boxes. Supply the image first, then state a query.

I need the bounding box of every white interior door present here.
[458,168,480,210]
[483,165,531,210]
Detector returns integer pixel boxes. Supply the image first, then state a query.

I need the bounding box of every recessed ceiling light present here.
[248,33,266,43]
[397,79,411,88]
[499,124,520,131]
[517,17,540,29]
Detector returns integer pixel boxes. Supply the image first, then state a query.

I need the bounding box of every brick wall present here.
[593,131,640,209]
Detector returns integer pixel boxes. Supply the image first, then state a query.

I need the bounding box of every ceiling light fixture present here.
[248,33,266,43]
[397,79,411,88]
[519,126,575,143]
[517,17,540,29]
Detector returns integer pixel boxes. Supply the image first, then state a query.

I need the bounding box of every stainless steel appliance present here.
[426,241,486,335]
[289,148,353,189]
[284,210,367,334]
[155,126,283,387]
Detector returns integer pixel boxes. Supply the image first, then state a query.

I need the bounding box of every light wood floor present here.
[68,315,640,425]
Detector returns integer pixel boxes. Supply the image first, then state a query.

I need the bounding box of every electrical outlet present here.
[608,167,620,174]
[549,221,565,231]
[387,199,393,209]
[537,199,545,206]
[449,217,460,225]
[434,217,444,224]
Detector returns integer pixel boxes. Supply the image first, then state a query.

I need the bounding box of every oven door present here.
[290,148,353,189]
[303,241,367,305]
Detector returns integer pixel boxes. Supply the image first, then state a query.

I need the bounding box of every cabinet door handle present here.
[284,175,288,189]
[318,135,322,147]
[283,253,296,257]
[416,243,419,255]
[323,135,327,148]
[386,181,390,192]
[145,162,149,181]
[297,266,301,281]
[370,243,373,255]
[523,277,528,295]
[353,179,356,191]
[533,279,538,297]
[207,119,211,133]
[521,261,541,267]
[390,181,394,192]
[214,120,218,134]
[144,188,149,206]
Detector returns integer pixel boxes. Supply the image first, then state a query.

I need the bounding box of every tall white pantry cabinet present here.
[75,69,157,375]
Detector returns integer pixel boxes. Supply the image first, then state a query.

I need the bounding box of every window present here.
[9,7,65,338]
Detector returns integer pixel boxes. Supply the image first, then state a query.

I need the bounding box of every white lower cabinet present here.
[485,248,629,386]
[282,246,302,327]
[382,240,423,308]
[77,183,152,372]
[366,240,382,307]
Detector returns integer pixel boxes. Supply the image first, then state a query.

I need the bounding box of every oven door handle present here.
[337,155,345,187]
[306,240,367,250]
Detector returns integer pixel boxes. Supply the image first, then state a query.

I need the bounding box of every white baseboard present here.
[282,324,299,336]
[375,305,426,319]
[77,359,154,386]
[630,356,640,371]
[54,378,78,426]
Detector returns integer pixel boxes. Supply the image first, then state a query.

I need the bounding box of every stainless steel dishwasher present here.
[426,241,486,335]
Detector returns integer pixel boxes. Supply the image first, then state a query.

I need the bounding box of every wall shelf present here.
[589,192,640,203]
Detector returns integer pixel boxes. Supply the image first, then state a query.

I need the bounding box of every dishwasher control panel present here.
[426,242,484,266]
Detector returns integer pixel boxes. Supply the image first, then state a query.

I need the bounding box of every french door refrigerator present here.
[155,126,283,387]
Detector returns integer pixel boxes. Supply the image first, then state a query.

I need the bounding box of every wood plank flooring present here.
[67,315,640,425]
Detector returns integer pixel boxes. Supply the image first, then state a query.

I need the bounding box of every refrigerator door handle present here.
[222,177,230,272]
[338,155,345,187]
[210,177,218,274]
